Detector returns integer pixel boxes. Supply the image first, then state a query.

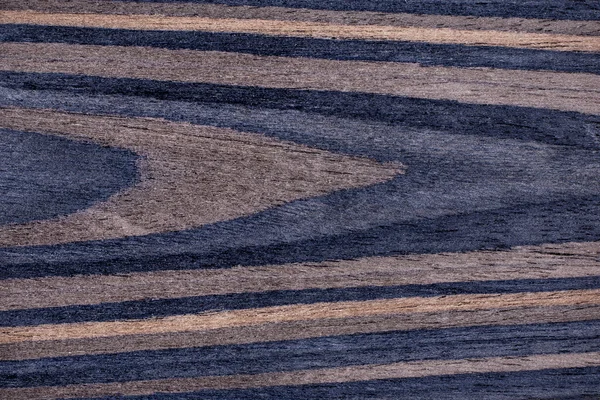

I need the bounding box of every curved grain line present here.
[0,108,400,246]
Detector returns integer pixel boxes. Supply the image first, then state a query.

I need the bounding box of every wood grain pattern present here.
[2,352,599,399]
[2,11,599,52]
[4,305,598,361]
[2,289,598,345]
[2,0,599,36]
[1,43,599,114]
[1,244,598,310]
[0,108,399,245]
[1,2,599,398]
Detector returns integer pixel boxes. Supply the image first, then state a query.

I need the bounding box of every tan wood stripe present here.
[1,242,598,311]
[1,11,599,52]
[0,107,399,246]
[1,1,598,36]
[2,304,598,361]
[1,43,598,115]
[1,289,598,345]
[2,351,599,399]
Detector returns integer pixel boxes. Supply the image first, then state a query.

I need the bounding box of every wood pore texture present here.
[1,1,600,399]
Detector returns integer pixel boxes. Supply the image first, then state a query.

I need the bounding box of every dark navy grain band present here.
[2,72,598,150]
[2,320,599,388]
[1,75,600,278]
[113,0,600,21]
[84,366,600,400]
[2,276,600,326]
[0,128,138,225]
[2,25,599,74]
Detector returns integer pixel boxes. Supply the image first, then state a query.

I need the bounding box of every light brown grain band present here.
[2,351,599,399]
[1,11,599,52]
[1,1,598,36]
[1,289,598,345]
[2,304,598,361]
[1,242,598,311]
[1,43,598,115]
[0,107,399,246]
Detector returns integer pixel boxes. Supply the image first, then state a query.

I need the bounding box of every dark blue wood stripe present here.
[113,0,600,21]
[86,367,600,400]
[0,128,138,225]
[2,25,598,74]
[2,276,599,327]
[1,74,600,278]
[4,195,600,279]
[1,320,598,388]
[1,72,598,151]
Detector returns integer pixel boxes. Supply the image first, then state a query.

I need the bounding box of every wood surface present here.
[0,1,599,398]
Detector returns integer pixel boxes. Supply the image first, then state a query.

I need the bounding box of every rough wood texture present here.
[1,43,599,114]
[1,1,600,399]
[0,108,399,245]
[3,11,599,52]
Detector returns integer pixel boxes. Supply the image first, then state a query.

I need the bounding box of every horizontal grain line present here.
[2,352,599,399]
[1,1,599,36]
[1,11,599,52]
[1,43,598,115]
[1,289,598,345]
